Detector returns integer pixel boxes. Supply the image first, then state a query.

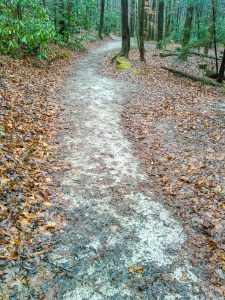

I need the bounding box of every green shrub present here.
[0,0,55,58]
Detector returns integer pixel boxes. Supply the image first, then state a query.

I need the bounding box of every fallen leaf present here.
[128,265,145,274]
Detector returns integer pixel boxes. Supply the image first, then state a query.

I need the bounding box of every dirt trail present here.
[50,40,207,299]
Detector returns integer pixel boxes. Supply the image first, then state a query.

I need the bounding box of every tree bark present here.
[218,49,225,83]
[157,0,164,44]
[196,5,202,53]
[212,0,218,75]
[58,0,65,38]
[121,0,130,58]
[180,4,194,60]
[150,0,157,40]
[138,0,145,61]
[165,1,171,38]
[99,0,105,39]
[204,0,217,55]
[130,0,135,37]
[182,5,194,47]
[66,0,73,42]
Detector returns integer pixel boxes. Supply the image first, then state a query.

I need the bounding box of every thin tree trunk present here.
[147,0,152,40]
[59,0,65,38]
[217,48,225,83]
[150,0,157,40]
[165,0,172,38]
[212,0,218,75]
[182,5,194,47]
[99,0,105,39]
[66,0,73,42]
[176,5,180,37]
[180,4,194,59]
[130,0,135,37]
[196,5,201,53]
[138,0,145,61]
[157,0,164,43]
[204,0,217,54]
[121,0,130,58]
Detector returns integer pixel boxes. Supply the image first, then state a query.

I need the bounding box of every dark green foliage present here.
[0,0,121,59]
[0,0,224,63]
[0,0,55,58]
[164,0,225,48]
[103,10,120,35]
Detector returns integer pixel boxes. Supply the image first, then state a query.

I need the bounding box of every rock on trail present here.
[49,40,206,299]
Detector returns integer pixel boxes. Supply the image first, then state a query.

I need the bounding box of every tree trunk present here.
[138,0,145,61]
[147,0,152,41]
[59,0,65,38]
[218,48,225,83]
[176,5,181,37]
[157,0,164,44]
[180,4,194,60]
[165,0,172,38]
[204,0,217,55]
[196,5,202,53]
[150,0,157,40]
[182,5,194,47]
[130,0,135,37]
[99,0,105,39]
[121,0,130,58]
[66,0,73,42]
[212,0,218,75]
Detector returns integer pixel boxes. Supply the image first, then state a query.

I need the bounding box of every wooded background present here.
[0,0,224,79]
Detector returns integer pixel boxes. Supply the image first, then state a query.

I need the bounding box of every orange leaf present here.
[128,265,145,274]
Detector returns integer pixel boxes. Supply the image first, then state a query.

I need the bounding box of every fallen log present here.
[205,68,224,80]
[161,66,221,86]
[159,51,175,57]
[189,51,222,61]
[159,49,222,60]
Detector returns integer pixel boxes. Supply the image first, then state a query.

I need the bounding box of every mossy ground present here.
[116,56,132,70]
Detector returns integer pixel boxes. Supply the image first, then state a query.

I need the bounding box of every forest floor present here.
[102,41,225,297]
[0,38,224,299]
[0,37,107,299]
[42,39,214,300]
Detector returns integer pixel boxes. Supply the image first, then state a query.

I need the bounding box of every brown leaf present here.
[128,265,145,274]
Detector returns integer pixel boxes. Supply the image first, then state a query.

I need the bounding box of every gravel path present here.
[50,40,207,299]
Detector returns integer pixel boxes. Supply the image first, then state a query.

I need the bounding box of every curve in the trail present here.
[50,40,206,300]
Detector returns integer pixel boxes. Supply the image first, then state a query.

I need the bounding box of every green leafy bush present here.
[0,0,55,58]
[103,10,120,35]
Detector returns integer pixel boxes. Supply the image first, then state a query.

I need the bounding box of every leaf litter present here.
[0,44,86,298]
[102,44,225,297]
[0,38,111,299]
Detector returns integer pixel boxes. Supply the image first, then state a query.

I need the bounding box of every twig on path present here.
[111,51,122,62]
